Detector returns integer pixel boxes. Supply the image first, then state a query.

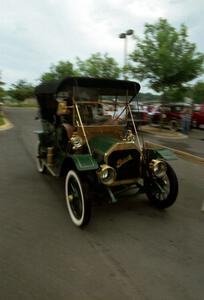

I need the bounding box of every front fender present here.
[145,148,177,161]
[71,154,98,171]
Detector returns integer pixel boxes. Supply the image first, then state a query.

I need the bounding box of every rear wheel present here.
[144,162,178,209]
[36,142,46,173]
[65,170,91,227]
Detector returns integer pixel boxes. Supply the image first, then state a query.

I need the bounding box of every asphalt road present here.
[145,128,204,159]
[141,125,204,159]
[0,108,204,300]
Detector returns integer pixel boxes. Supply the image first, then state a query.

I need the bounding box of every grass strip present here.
[0,115,5,126]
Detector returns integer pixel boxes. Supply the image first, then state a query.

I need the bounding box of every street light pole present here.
[124,34,127,67]
[119,29,134,79]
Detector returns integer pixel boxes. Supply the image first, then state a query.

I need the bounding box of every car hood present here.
[89,135,120,156]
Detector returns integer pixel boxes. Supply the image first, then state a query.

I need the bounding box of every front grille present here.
[107,149,141,180]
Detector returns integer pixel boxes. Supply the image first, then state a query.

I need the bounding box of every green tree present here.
[76,53,121,79]
[8,80,34,102]
[0,71,6,100]
[129,18,204,102]
[137,92,159,102]
[189,81,204,103]
[40,60,79,82]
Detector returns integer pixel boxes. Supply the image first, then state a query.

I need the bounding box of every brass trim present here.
[104,142,140,164]
[116,154,133,168]
[127,103,142,150]
[75,103,92,155]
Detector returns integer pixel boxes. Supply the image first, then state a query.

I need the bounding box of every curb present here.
[0,118,13,131]
[145,141,204,165]
[140,126,187,139]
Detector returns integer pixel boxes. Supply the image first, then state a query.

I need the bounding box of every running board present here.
[43,161,60,177]
[46,165,58,176]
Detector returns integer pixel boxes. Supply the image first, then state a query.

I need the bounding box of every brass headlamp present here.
[149,159,167,178]
[97,164,116,185]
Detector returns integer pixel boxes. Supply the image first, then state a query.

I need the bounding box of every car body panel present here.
[147,148,177,161]
[89,135,121,156]
[71,154,98,171]
[192,104,204,127]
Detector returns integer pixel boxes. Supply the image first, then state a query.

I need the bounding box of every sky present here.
[1,0,204,92]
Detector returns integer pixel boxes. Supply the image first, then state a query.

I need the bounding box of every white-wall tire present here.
[65,170,91,227]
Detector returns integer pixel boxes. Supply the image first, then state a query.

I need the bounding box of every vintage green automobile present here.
[35,77,178,227]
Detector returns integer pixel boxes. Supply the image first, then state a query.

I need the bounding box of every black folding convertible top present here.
[35,77,140,122]
[35,76,140,96]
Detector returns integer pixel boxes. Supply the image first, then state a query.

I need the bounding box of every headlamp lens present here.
[98,165,116,185]
[150,160,167,178]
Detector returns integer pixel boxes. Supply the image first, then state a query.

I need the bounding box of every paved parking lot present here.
[0,108,204,300]
[141,125,204,159]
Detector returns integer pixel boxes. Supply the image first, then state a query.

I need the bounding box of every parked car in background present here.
[104,101,148,129]
[147,104,162,124]
[192,104,204,128]
[149,103,191,131]
[128,103,148,129]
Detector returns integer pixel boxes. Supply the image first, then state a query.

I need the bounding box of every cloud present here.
[0,0,204,89]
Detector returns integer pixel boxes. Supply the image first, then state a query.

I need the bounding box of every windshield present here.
[75,87,135,126]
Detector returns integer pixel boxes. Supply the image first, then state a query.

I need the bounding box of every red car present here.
[149,103,191,131]
[192,104,204,128]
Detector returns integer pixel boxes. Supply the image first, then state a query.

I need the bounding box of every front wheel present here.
[65,170,91,227]
[144,162,178,209]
